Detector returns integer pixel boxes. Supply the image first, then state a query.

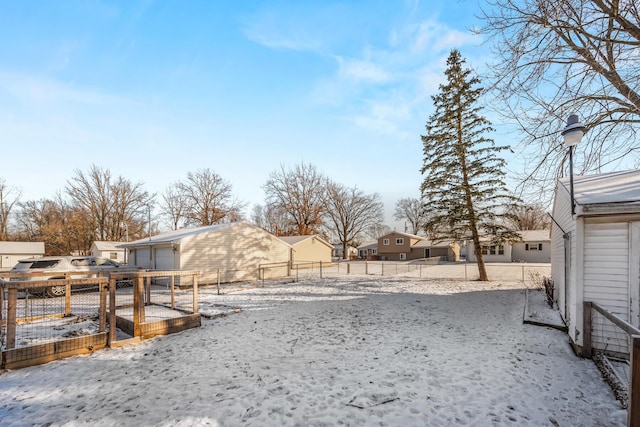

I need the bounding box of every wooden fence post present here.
[171,274,175,309]
[630,335,640,427]
[134,276,145,337]
[583,301,592,359]
[347,263,350,274]
[365,261,368,275]
[320,261,323,279]
[99,279,107,333]
[6,287,17,349]
[217,269,221,295]
[109,276,117,345]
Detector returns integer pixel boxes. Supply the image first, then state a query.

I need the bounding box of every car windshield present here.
[11,261,34,271]
[29,260,60,269]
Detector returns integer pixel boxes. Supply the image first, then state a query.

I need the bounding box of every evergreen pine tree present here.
[420,49,520,281]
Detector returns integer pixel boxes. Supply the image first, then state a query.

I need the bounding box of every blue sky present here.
[0,0,495,227]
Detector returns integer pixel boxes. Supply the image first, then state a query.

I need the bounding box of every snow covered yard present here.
[0,276,627,426]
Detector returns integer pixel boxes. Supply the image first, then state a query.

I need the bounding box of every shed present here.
[278,235,333,265]
[121,221,293,284]
[550,169,640,354]
[0,242,45,270]
[90,241,126,264]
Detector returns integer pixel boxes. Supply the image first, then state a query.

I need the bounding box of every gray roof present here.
[560,169,640,205]
[0,241,45,254]
[357,241,378,250]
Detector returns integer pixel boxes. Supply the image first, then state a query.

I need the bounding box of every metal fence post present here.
[217,269,221,295]
[320,261,323,279]
[347,263,350,274]
[365,261,368,275]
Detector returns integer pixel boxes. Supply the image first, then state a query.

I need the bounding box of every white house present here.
[332,243,358,260]
[512,230,551,263]
[121,221,293,284]
[550,170,640,355]
[90,241,126,264]
[464,230,550,263]
[0,241,45,270]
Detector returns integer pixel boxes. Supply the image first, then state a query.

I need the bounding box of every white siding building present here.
[90,241,126,264]
[0,242,45,270]
[550,170,640,354]
[122,221,292,284]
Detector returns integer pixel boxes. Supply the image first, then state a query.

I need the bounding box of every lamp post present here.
[561,113,585,216]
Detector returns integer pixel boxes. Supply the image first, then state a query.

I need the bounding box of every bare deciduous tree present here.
[176,169,245,227]
[250,203,289,235]
[365,223,392,241]
[479,0,640,197]
[263,163,326,235]
[66,165,153,243]
[394,197,426,235]
[324,181,384,259]
[507,203,551,231]
[161,183,188,230]
[17,195,93,255]
[0,178,21,240]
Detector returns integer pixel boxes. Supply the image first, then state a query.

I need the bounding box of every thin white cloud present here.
[0,70,128,107]
[241,11,323,52]
[336,56,391,83]
[414,20,480,52]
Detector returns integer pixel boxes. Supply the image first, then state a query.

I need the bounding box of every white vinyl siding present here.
[550,183,576,327]
[181,223,291,283]
[583,221,629,354]
[154,247,176,270]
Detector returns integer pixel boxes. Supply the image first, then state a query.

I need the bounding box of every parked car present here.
[9,256,133,297]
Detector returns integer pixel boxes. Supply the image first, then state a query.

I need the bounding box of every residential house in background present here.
[550,170,640,355]
[278,235,333,265]
[332,243,358,260]
[0,242,45,270]
[121,221,292,284]
[512,230,551,263]
[357,241,378,260]
[376,232,460,262]
[463,230,551,264]
[90,241,126,264]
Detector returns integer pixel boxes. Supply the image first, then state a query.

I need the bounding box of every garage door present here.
[154,247,176,270]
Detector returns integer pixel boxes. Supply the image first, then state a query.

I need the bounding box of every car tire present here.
[46,284,66,298]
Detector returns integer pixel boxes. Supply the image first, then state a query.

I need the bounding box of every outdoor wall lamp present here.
[561,113,585,216]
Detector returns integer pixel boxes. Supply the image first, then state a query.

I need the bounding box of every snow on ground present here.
[0,275,627,426]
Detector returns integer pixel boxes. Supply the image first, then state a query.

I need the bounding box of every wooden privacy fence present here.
[1,270,201,369]
[583,301,640,427]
